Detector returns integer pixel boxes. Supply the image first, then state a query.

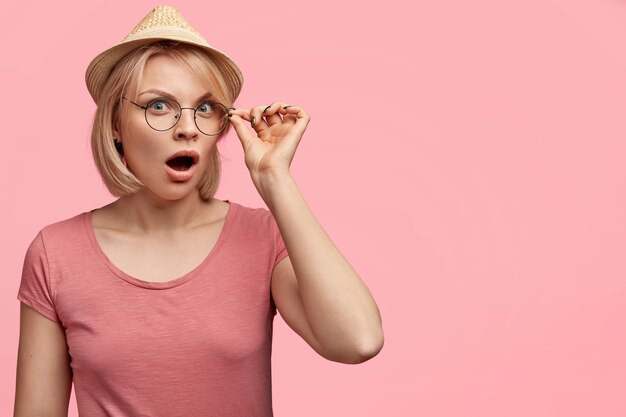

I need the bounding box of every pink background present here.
[3,0,626,416]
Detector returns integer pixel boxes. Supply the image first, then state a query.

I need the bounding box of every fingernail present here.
[229,107,236,111]
[251,116,256,127]
[283,105,291,109]
[263,105,271,113]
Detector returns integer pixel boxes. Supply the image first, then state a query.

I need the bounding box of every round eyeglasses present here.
[122,96,229,136]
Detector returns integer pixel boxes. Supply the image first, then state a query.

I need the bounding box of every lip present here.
[164,149,200,182]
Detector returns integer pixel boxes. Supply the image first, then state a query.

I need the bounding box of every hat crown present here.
[126,5,202,41]
[85,5,243,104]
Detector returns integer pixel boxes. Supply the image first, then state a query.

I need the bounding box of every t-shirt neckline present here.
[83,200,237,290]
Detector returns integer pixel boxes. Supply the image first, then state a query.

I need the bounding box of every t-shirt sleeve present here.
[17,232,61,323]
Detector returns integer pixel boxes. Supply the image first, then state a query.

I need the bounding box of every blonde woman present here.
[14,5,383,417]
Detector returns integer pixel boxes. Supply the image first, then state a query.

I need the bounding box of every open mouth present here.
[166,156,195,171]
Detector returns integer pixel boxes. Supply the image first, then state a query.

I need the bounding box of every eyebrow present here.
[137,89,216,103]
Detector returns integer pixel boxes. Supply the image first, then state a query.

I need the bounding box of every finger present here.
[229,107,252,122]
[262,101,287,126]
[231,107,273,135]
[279,106,309,129]
[277,105,297,125]
[227,113,255,149]
[282,113,297,125]
[249,105,270,132]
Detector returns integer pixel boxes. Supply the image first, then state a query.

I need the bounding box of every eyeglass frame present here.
[122,96,229,136]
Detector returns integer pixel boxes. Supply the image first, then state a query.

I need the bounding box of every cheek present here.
[122,133,163,170]
[202,142,220,166]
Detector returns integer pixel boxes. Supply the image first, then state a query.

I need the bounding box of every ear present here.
[114,138,124,155]
[113,120,124,157]
[113,123,122,142]
[112,110,124,141]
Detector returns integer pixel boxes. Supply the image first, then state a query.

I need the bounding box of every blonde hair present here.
[91,41,239,200]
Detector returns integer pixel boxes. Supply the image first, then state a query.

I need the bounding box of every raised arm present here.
[228,103,384,364]
[14,303,72,417]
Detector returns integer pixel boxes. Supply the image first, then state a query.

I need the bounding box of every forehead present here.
[138,54,212,99]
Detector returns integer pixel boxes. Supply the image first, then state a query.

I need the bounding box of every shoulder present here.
[21,211,91,278]
[227,200,275,225]
[25,212,92,259]
[225,201,280,243]
[38,212,90,240]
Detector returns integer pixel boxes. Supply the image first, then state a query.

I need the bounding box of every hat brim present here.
[85,30,243,104]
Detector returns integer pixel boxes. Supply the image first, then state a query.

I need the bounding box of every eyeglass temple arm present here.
[121,96,146,109]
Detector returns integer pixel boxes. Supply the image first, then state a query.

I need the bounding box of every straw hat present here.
[85,5,243,104]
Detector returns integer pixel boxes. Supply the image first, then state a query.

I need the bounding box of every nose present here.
[173,107,199,140]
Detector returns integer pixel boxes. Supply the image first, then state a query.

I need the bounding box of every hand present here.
[228,101,310,181]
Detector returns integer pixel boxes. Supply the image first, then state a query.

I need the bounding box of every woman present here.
[14,5,383,416]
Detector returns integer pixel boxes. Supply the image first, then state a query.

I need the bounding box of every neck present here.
[112,189,214,233]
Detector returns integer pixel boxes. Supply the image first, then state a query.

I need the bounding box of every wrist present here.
[252,168,296,206]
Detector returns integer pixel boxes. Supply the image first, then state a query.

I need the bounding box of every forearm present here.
[255,170,384,359]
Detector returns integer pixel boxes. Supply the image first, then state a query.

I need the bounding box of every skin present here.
[230,101,384,363]
[15,53,383,416]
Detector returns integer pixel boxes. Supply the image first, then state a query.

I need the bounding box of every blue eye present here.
[197,102,214,115]
[147,99,173,114]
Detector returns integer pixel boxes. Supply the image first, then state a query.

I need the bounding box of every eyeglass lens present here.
[144,98,227,135]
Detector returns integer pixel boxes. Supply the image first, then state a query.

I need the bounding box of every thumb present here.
[228,114,254,150]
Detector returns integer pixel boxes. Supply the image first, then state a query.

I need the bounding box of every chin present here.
[143,182,202,203]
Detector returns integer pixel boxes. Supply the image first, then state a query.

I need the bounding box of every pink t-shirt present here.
[17,201,288,417]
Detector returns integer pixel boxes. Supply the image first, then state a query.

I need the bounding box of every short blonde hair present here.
[91,41,239,200]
